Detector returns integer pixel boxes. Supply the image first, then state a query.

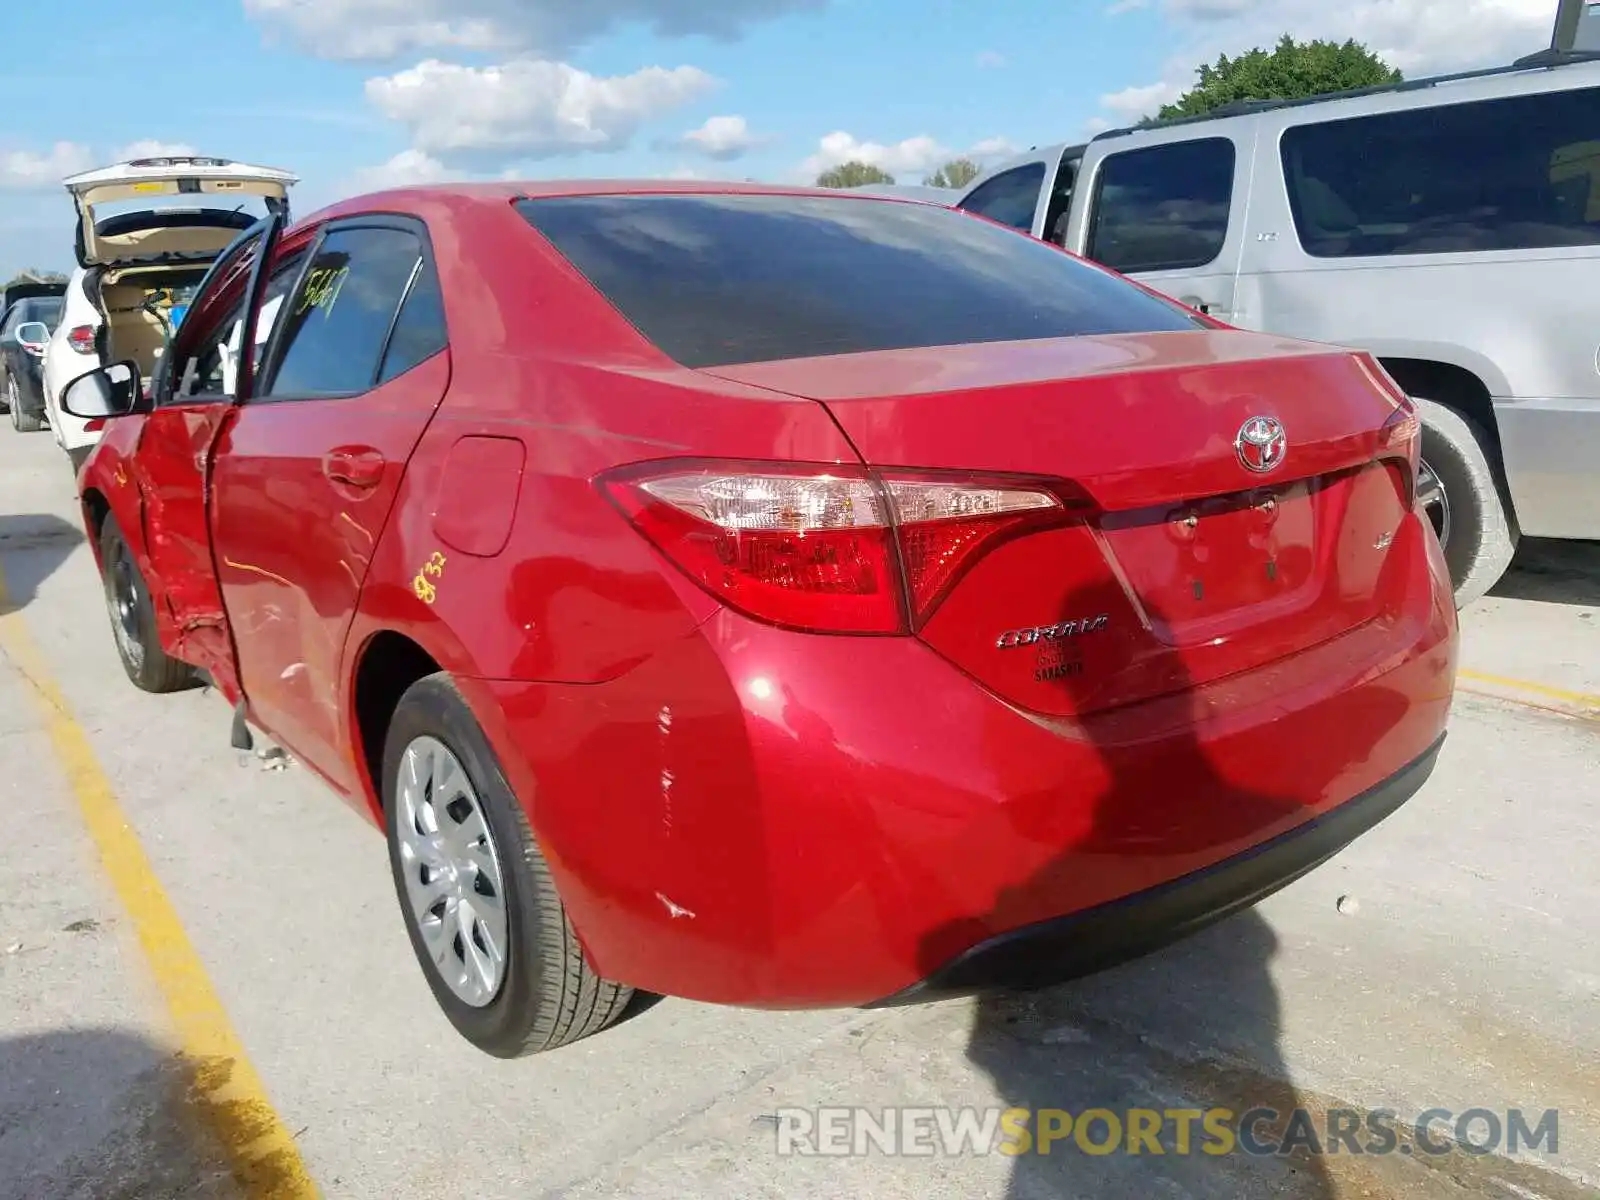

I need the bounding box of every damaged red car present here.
[59,182,1457,1057]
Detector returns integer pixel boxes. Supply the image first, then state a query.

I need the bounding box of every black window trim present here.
[248,211,448,406]
[157,219,275,409]
[957,161,1048,232]
[1085,134,1239,274]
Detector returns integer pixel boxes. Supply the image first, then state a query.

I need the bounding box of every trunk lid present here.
[704,329,1422,716]
[63,156,298,269]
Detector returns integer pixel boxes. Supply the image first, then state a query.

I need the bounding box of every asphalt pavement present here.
[0,425,1595,1200]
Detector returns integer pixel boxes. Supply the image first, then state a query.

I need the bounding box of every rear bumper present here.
[463,532,1456,1008]
[869,734,1443,1006]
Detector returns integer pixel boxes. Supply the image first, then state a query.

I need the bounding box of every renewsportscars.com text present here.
[772,1106,1560,1159]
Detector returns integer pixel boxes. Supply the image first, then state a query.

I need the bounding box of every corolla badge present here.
[1235,415,1287,474]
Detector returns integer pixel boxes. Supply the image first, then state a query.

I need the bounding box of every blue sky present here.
[0,0,1558,278]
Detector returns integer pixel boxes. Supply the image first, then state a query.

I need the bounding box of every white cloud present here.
[968,136,1020,161]
[366,58,716,163]
[343,149,463,194]
[0,142,95,190]
[244,0,826,61]
[975,49,1007,68]
[1090,0,1551,131]
[798,132,1022,182]
[1147,0,1551,76]
[674,115,765,160]
[115,139,200,160]
[800,132,951,180]
[1100,80,1186,123]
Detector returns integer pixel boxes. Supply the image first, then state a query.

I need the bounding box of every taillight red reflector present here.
[601,461,1076,635]
[67,325,97,354]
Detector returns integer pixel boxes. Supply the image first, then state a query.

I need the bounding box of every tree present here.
[1155,35,1401,123]
[816,161,895,189]
[924,158,981,189]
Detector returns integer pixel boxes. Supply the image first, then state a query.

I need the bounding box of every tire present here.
[1411,397,1519,609]
[8,377,42,433]
[382,674,633,1057]
[97,516,199,693]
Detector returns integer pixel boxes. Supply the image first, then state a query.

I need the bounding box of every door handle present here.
[323,446,386,489]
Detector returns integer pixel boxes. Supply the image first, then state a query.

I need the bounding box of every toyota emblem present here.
[1235,416,1287,473]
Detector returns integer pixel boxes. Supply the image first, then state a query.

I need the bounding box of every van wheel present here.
[382,674,633,1057]
[1411,398,1518,609]
[98,516,200,693]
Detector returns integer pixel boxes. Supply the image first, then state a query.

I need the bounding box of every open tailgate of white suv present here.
[63,155,298,268]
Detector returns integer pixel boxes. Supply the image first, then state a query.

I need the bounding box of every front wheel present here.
[8,377,42,433]
[383,674,633,1057]
[1411,397,1518,609]
[97,516,199,693]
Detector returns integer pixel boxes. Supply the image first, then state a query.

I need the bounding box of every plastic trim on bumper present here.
[867,733,1446,1007]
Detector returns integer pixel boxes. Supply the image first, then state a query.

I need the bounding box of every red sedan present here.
[58,181,1457,1057]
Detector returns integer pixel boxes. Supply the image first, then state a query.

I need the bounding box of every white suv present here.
[955,50,1600,606]
[43,155,297,471]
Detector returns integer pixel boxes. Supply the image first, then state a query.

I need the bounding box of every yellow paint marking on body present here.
[0,567,319,1198]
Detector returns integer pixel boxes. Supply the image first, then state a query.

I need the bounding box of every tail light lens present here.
[601,461,1080,634]
[67,325,97,355]
[1378,406,1423,507]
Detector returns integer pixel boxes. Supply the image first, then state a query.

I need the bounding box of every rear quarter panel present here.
[339,194,862,815]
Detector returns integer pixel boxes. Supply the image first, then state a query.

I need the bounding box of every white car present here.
[43,155,298,471]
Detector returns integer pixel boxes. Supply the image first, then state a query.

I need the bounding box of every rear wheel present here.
[1412,397,1518,609]
[98,516,199,693]
[383,674,633,1057]
[7,377,42,433]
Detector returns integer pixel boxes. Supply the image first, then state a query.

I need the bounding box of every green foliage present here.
[1155,35,1402,122]
[816,161,896,189]
[924,158,981,189]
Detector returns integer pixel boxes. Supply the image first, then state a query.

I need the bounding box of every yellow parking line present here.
[1458,668,1600,716]
[0,567,318,1199]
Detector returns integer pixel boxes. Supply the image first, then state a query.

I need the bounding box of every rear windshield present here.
[516,193,1203,368]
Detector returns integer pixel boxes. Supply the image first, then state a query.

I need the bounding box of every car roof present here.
[299,178,913,225]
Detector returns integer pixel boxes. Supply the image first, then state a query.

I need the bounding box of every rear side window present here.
[958,163,1046,231]
[377,258,447,384]
[261,226,425,398]
[1086,138,1237,274]
[1281,86,1600,257]
[516,193,1201,369]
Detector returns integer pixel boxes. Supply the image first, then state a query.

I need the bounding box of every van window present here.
[957,163,1046,232]
[1086,138,1236,273]
[1281,86,1600,257]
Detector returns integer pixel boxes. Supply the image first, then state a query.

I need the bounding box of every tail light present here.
[67,325,97,355]
[601,461,1085,634]
[1378,405,1422,508]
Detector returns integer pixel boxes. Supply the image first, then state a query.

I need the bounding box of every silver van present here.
[955,53,1600,605]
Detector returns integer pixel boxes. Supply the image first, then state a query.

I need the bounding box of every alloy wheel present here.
[1416,457,1451,551]
[395,735,510,1008]
[104,540,146,672]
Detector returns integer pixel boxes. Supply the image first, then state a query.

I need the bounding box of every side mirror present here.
[60,361,143,420]
[14,322,50,351]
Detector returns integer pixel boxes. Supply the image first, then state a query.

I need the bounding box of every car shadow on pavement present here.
[922,570,1419,1199]
[0,513,86,613]
[1489,538,1600,608]
[0,1028,236,1199]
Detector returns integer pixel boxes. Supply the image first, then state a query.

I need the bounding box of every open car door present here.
[62,155,297,270]
[126,211,284,707]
